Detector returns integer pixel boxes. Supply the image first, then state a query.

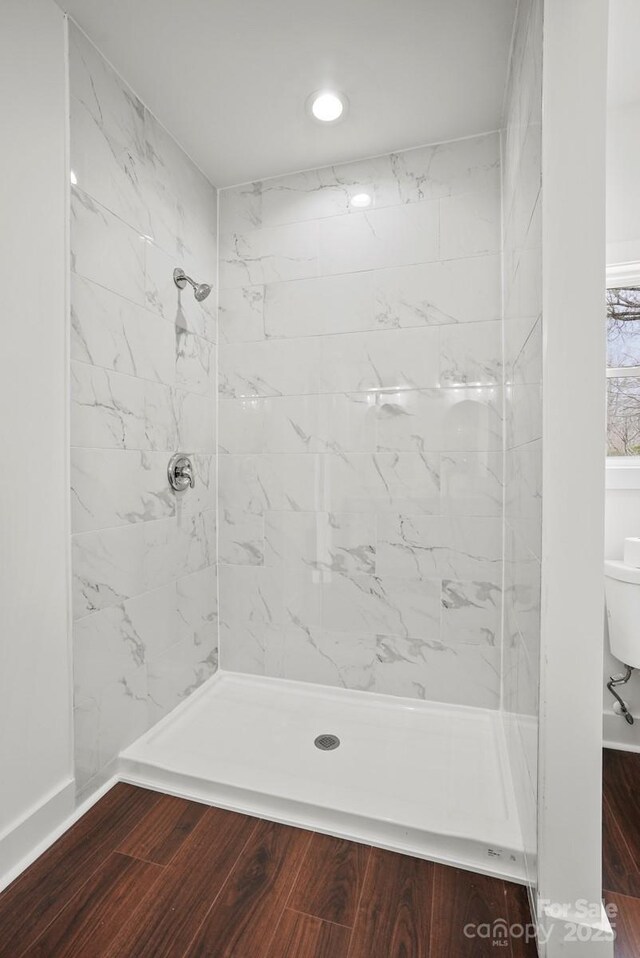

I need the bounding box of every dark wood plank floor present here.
[0,782,537,957]
[603,747,640,957]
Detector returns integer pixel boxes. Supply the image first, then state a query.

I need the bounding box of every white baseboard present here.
[0,778,75,892]
[0,775,117,893]
[603,710,640,752]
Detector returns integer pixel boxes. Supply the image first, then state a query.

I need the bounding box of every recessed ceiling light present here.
[350,192,372,209]
[308,90,347,123]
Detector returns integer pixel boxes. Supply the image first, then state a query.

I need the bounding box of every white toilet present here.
[604,560,640,669]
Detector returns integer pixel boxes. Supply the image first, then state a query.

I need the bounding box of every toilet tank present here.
[604,559,640,669]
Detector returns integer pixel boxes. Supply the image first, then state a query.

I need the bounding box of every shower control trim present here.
[168,453,195,493]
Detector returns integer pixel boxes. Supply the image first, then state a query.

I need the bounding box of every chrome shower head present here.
[173,268,212,302]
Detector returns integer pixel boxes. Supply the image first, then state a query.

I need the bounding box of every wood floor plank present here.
[0,783,161,958]
[347,847,433,958]
[504,881,538,957]
[603,750,640,864]
[287,833,370,927]
[430,863,509,958]
[20,852,163,958]
[183,818,312,958]
[103,805,257,958]
[603,794,640,897]
[267,909,352,958]
[117,793,208,865]
[605,892,640,958]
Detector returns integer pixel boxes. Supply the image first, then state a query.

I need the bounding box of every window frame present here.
[606,262,640,488]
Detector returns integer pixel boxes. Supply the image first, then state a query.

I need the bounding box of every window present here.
[607,287,640,456]
[606,265,640,487]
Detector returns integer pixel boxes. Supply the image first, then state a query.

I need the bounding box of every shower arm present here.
[173,268,197,292]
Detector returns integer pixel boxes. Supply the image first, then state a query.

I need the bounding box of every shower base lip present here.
[119,670,527,884]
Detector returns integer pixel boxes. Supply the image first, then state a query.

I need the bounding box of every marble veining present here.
[69,22,218,795]
[218,134,504,708]
[501,0,543,891]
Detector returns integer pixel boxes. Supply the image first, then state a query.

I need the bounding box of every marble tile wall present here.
[501,0,543,882]
[69,24,218,796]
[218,133,504,708]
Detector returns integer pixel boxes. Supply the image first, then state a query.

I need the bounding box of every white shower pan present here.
[120,671,525,882]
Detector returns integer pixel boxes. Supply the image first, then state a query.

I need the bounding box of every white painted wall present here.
[537,0,613,953]
[606,101,640,266]
[0,0,74,879]
[603,13,640,745]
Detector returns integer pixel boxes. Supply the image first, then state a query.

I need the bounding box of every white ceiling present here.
[60,0,516,187]
[608,0,640,109]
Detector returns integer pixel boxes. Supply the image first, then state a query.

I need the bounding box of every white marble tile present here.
[71,361,146,450]
[70,92,150,237]
[262,628,376,690]
[70,448,175,532]
[73,583,179,684]
[376,386,503,453]
[219,133,499,233]
[74,604,146,694]
[505,440,542,560]
[219,327,440,399]
[144,240,217,343]
[177,566,218,645]
[69,24,145,158]
[264,512,376,575]
[218,453,323,515]
[178,454,216,516]
[71,361,178,452]
[372,637,500,708]
[219,221,319,289]
[441,579,502,646]
[219,508,265,565]
[324,453,441,515]
[219,286,266,343]
[506,383,542,447]
[506,314,542,387]
[74,669,148,777]
[176,328,215,397]
[71,274,175,384]
[72,517,176,618]
[376,515,502,581]
[173,389,216,453]
[439,321,502,386]
[218,451,441,519]
[439,188,501,260]
[218,565,323,643]
[71,187,146,304]
[147,634,217,725]
[322,573,441,639]
[373,255,501,329]
[318,201,439,276]
[440,452,503,517]
[175,508,217,575]
[263,271,373,339]
[219,393,377,455]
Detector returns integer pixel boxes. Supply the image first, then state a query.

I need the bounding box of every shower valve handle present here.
[168,453,195,492]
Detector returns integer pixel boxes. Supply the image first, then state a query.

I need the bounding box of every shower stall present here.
[32,1,609,952]
[69,8,539,885]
